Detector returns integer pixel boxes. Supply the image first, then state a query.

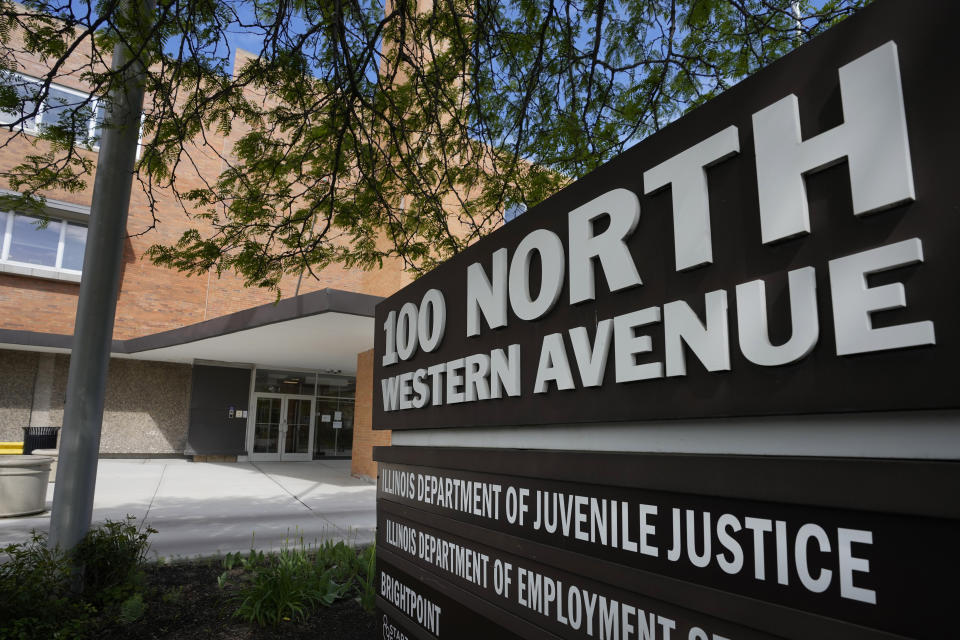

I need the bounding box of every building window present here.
[254,368,316,395]
[0,73,102,144]
[504,202,527,222]
[0,210,88,274]
[314,374,356,458]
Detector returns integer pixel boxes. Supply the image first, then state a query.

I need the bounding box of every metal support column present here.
[48,0,155,551]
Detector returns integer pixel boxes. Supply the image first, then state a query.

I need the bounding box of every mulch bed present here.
[101,560,379,640]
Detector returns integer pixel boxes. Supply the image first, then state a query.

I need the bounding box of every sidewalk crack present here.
[250,463,349,538]
[140,463,167,532]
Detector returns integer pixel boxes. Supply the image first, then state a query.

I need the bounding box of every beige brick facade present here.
[351,349,390,480]
[0,35,419,464]
[0,43,411,341]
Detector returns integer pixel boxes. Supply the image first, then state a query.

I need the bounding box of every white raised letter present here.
[796,523,832,593]
[398,372,413,410]
[829,238,934,356]
[837,528,876,604]
[534,333,576,393]
[490,344,521,398]
[418,289,446,352]
[664,290,731,376]
[396,302,418,361]
[412,369,430,408]
[568,188,642,304]
[568,319,613,387]
[736,266,818,367]
[445,358,465,404]
[753,42,914,243]
[509,229,565,321]
[467,248,508,337]
[644,126,740,271]
[614,307,663,382]
[464,353,491,402]
[381,376,400,411]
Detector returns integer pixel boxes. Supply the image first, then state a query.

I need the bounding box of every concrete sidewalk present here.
[0,458,376,559]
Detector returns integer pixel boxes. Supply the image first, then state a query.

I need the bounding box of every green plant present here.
[0,531,95,640]
[0,518,155,639]
[222,547,267,572]
[355,544,377,613]
[160,585,184,604]
[217,535,377,627]
[314,540,377,613]
[71,516,155,610]
[221,540,349,627]
[117,593,147,624]
[315,539,361,585]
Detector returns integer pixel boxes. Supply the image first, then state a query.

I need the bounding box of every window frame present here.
[0,72,102,147]
[0,190,91,283]
[0,211,87,276]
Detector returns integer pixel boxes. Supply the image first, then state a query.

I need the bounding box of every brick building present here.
[0,42,403,477]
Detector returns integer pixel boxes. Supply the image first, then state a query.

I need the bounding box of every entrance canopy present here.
[0,288,380,374]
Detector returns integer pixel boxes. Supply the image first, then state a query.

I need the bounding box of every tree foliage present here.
[0,0,869,290]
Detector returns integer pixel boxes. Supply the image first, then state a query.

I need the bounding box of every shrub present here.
[71,516,155,610]
[116,592,147,625]
[0,531,94,640]
[0,517,155,640]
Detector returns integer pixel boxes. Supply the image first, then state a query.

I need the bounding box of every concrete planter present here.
[32,449,58,481]
[0,455,52,517]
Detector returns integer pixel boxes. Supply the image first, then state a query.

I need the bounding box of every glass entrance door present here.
[282,397,313,460]
[248,393,315,461]
[251,395,282,457]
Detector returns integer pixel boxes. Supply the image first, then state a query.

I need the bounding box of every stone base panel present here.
[0,348,190,454]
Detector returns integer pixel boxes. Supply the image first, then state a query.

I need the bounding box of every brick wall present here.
[0,42,412,341]
[351,349,390,480]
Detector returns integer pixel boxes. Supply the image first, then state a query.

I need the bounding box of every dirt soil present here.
[101,560,379,640]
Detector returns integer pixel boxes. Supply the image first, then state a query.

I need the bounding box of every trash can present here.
[21,427,60,455]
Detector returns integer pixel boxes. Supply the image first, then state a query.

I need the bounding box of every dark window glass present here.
[61,222,87,271]
[7,215,60,267]
[253,396,281,454]
[42,87,92,140]
[93,101,106,142]
[0,76,98,143]
[314,399,355,456]
[313,374,355,457]
[0,76,40,131]
[316,375,355,399]
[254,369,316,395]
[504,202,527,222]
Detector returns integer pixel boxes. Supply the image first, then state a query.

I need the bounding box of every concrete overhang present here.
[0,288,380,374]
